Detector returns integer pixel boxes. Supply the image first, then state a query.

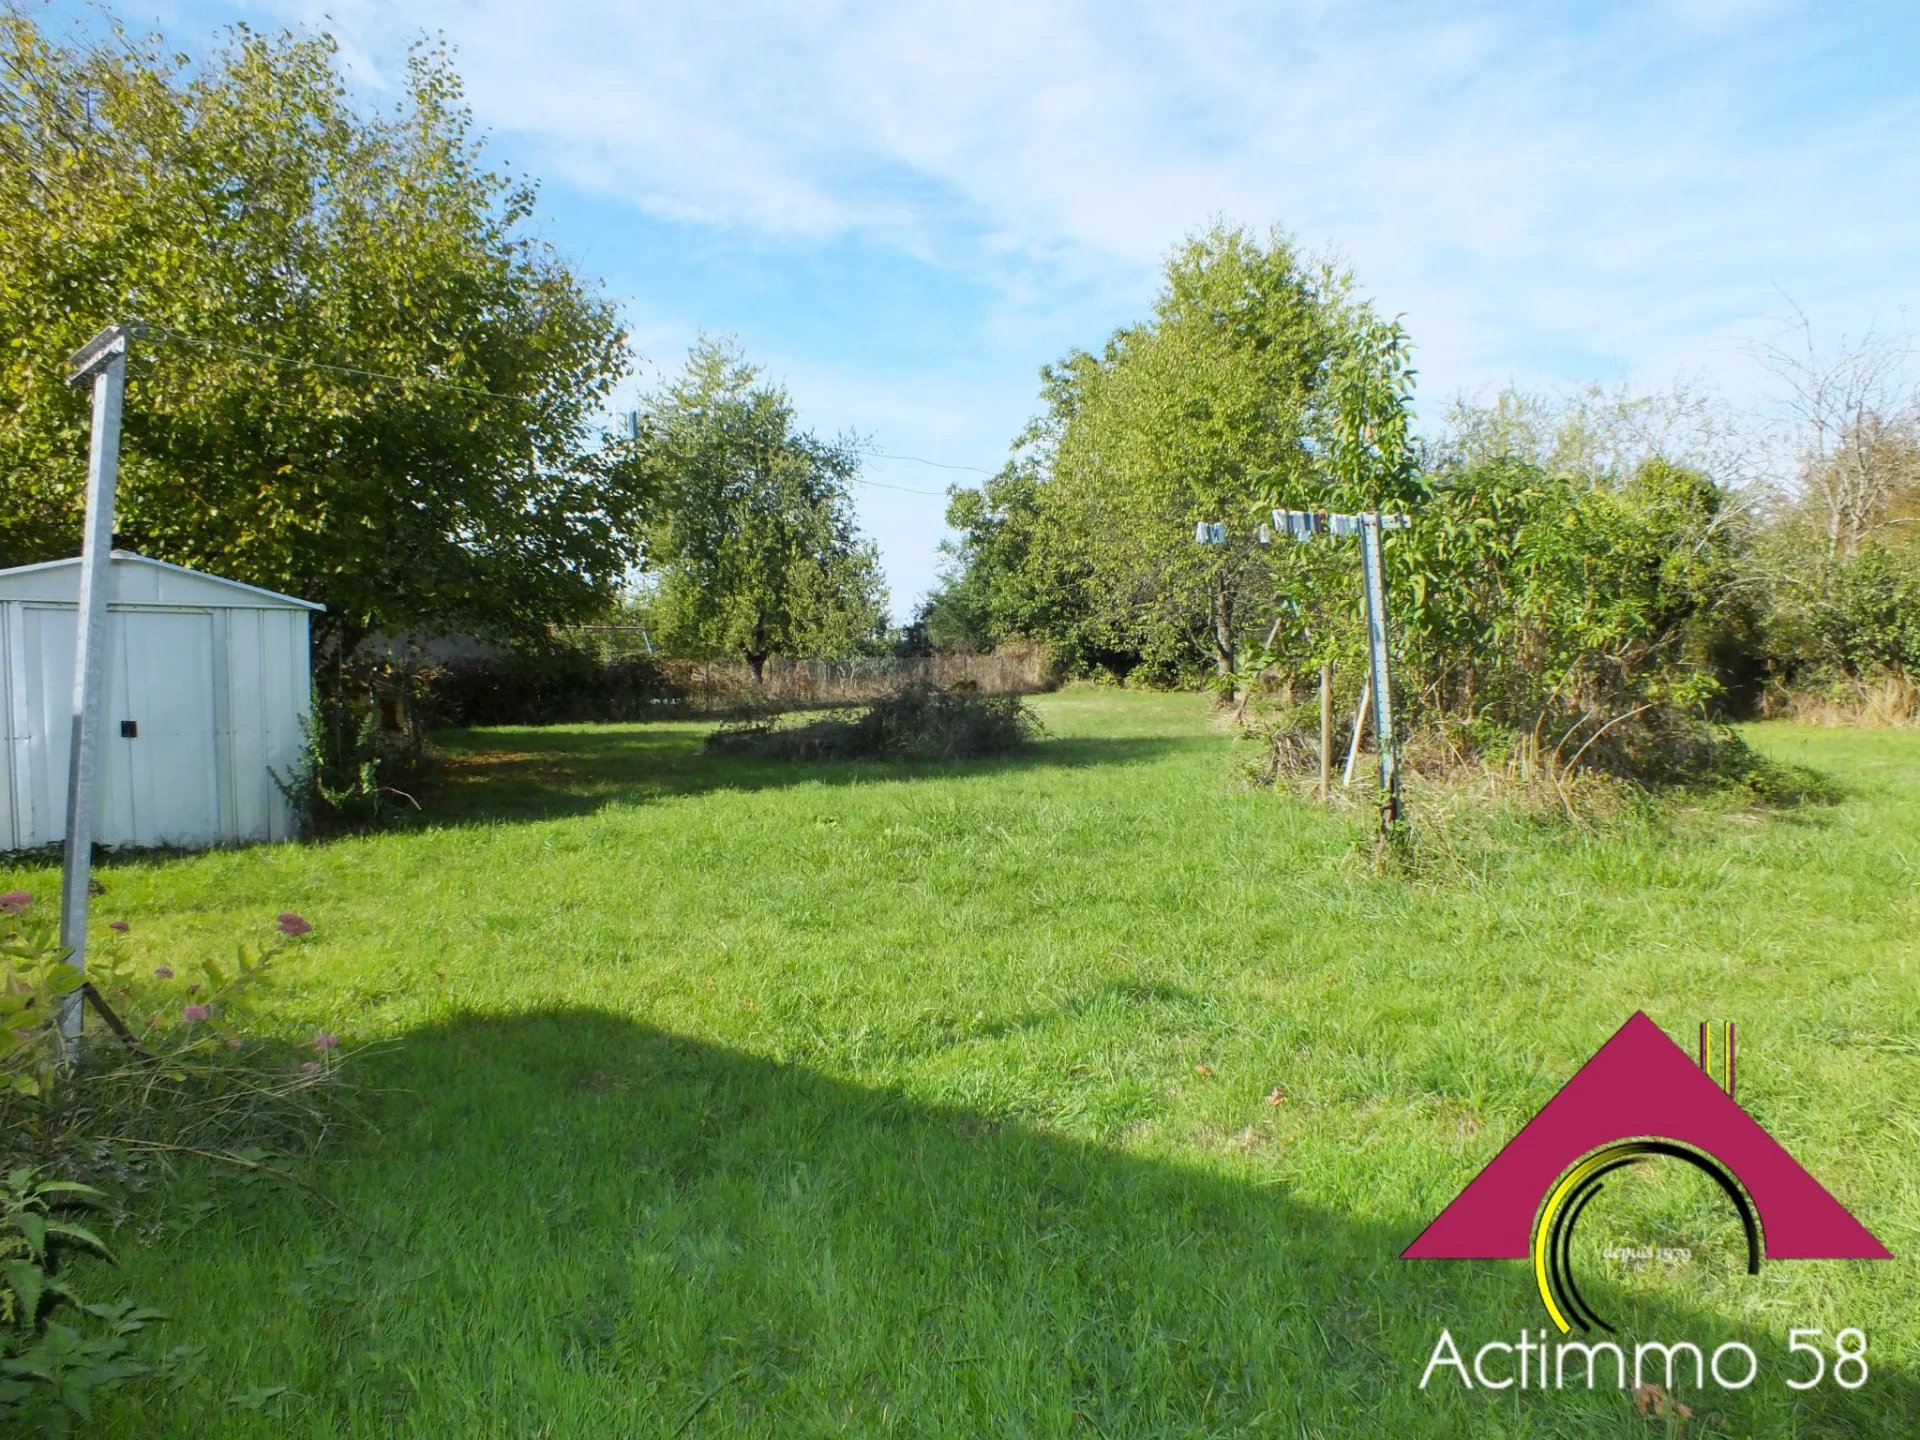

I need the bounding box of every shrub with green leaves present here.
[0,893,311,1101]
[1376,455,1741,780]
[1242,453,1750,789]
[707,683,1043,762]
[0,1167,168,1436]
[276,658,437,833]
[0,896,83,1100]
[1804,546,1920,680]
[1,897,334,1183]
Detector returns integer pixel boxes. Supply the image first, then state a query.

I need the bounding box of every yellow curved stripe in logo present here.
[1532,1138,1762,1335]
[1531,1142,1660,1333]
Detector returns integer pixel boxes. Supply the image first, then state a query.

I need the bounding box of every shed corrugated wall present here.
[218,606,312,843]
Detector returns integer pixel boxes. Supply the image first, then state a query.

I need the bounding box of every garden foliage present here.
[275,660,436,833]
[0,1166,163,1437]
[707,683,1042,762]
[0,893,327,1432]
[1380,455,1736,779]
[628,340,892,682]
[929,222,1920,773]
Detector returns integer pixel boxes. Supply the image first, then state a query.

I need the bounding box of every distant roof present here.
[0,552,325,612]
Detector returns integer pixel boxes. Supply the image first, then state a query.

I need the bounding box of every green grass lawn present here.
[5,690,1917,1437]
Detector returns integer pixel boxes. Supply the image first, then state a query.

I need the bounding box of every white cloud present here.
[185,0,1920,605]
[225,2,1919,372]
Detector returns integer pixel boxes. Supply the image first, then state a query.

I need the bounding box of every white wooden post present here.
[56,324,130,1057]
[1342,676,1371,788]
[1318,662,1333,802]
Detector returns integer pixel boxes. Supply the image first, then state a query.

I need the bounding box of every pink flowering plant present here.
[0,893,319,1099]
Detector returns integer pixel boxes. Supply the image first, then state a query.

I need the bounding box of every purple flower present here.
[108,919,130,933]
[152,966,174,979]
[276,913,312,937]
[182,1003,209,1023]
[311,1032,339,1051]
[0,892,29,915]
[300,1060,321,1075]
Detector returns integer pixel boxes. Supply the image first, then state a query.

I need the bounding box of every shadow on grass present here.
[102,1008,1914,1438]
[410,726,1188,829]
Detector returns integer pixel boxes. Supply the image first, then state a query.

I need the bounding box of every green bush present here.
[1391,457,1732,735]
[1811,547,1920,678]
[275,661,433,834]
[707,683,1043,762]
[1744,538,1920,721]
[0,1166,164,1436]
[1,892,322,1127]
[1240,455,1754,792]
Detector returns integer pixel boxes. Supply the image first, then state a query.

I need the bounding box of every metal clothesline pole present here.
[55,322,132,1060]
[1198,507,1410,835]
[1357,511,1403,829]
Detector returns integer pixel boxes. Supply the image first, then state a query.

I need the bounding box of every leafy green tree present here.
[1050,228,1360,681]
[926,459,1069,652]
[898,583,985,656]
[944,224,1369,682]
[0,12,644,654]
[636,339,888,678]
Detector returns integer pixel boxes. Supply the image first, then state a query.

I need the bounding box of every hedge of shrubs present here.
[426,651,686,727]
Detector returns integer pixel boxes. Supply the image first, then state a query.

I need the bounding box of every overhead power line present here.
[850,448,995,476]
[845,475,949,497]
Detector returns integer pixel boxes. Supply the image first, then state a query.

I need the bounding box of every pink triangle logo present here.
[1403,1014,1887,1331]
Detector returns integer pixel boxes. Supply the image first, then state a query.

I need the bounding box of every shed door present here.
[118,611,219,848]
[13,607,218,849]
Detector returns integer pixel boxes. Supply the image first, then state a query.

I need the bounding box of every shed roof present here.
[0,553,324,612]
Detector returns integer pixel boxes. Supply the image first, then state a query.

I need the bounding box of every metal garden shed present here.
[0,552,320,851]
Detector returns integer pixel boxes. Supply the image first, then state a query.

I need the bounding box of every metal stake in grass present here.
[55,322,133,1061]
[1199,508,1410,834]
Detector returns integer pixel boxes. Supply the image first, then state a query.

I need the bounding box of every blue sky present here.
[62,0,1920,616]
